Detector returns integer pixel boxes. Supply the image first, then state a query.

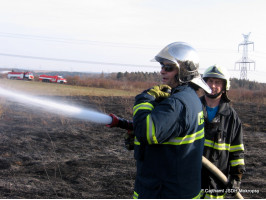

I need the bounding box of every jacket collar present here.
[200,96,231,116]
[172,84,189,94]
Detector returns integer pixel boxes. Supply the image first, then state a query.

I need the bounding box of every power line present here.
[0,52,156,68]
[0,32,160,49]
[0,32,245,54]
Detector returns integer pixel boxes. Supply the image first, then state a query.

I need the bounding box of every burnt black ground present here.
[0,96,265,199]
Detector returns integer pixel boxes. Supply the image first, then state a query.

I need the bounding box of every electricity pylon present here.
[235,32,255,80]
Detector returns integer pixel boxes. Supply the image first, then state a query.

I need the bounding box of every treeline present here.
[230,78,266,90]
[66,71,265,104]
[66,71,266,90]
[65,72,160,91]
[115,71,161,82]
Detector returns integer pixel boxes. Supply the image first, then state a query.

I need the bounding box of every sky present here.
[0,0,265,82]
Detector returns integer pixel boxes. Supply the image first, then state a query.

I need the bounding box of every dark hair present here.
[188,82,200,91]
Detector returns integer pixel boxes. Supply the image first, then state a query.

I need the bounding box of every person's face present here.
[160,61,179,88]
[206,78,224,96]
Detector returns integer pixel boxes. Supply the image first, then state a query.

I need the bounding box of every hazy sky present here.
[0,0,265,82]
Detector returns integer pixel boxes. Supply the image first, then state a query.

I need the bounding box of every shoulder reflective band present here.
[230,159,245,167]
[133,102,154,116]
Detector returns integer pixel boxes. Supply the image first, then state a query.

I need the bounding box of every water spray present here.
[0,87,112,124]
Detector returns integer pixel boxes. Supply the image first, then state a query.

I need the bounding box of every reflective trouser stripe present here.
[230,159,245,167]
[133,191,138,199]
[192,191,202,199]
[202,192,226,199]
[133,190,201,199]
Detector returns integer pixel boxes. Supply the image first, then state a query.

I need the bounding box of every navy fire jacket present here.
[133,84,205,199]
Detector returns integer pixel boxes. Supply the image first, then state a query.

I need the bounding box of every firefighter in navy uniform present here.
[108,42,211,199]
[200,65,245,199]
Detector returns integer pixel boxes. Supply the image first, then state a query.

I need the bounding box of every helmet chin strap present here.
[206,91,223,99]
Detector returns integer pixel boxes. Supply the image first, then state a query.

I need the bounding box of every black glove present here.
[106,114,134,130]
[124,130,135,150]
[226,175,241,196]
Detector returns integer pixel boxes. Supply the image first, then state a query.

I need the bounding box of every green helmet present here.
[203,65,231,102]
[153,42,211,93]
[203,65,230,90]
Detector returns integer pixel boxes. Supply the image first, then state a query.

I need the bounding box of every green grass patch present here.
[0,79,137,97]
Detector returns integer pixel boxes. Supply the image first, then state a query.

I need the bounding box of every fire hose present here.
[108,114,244,198]
[202,156,244,199]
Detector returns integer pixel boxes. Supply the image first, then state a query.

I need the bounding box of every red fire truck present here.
[39,75,67,84]
[7,71,34,80]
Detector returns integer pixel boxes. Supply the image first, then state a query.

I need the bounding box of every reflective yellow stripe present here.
[163,127,204,145]
[133,191,138,199]
[134,190,201,199]
[205,140,244,152]
[134,128,204,146]
[192,191,202,199]
[133,104,203,146]
[198,111,204,125]
[204,193,226,199]
[146,114,158,144]
[230,159,245,166]
[133,102,154,116]
[204,139,230,151]
[229,144,244,152]
[134,137,140,145]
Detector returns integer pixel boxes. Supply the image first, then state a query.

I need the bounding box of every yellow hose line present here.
[202,156,244,199]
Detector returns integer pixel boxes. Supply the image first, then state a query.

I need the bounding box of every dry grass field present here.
[0,79,265,198]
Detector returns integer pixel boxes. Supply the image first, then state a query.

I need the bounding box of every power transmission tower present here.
[235,32,255,79]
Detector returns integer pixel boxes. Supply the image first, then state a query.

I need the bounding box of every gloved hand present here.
[147,85,171,99]
[226,175,241,196]
[124,130,135,150]
[106,113,119,128]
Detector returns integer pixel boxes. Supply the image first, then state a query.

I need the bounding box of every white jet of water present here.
[0,87,112,124]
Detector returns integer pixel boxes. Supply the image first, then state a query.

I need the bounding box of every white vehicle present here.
[7,71,34,80]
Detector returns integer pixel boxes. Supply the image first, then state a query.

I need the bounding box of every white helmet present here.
[153,42,211,93]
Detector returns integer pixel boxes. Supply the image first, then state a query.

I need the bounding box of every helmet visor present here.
[191,77,212,93]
